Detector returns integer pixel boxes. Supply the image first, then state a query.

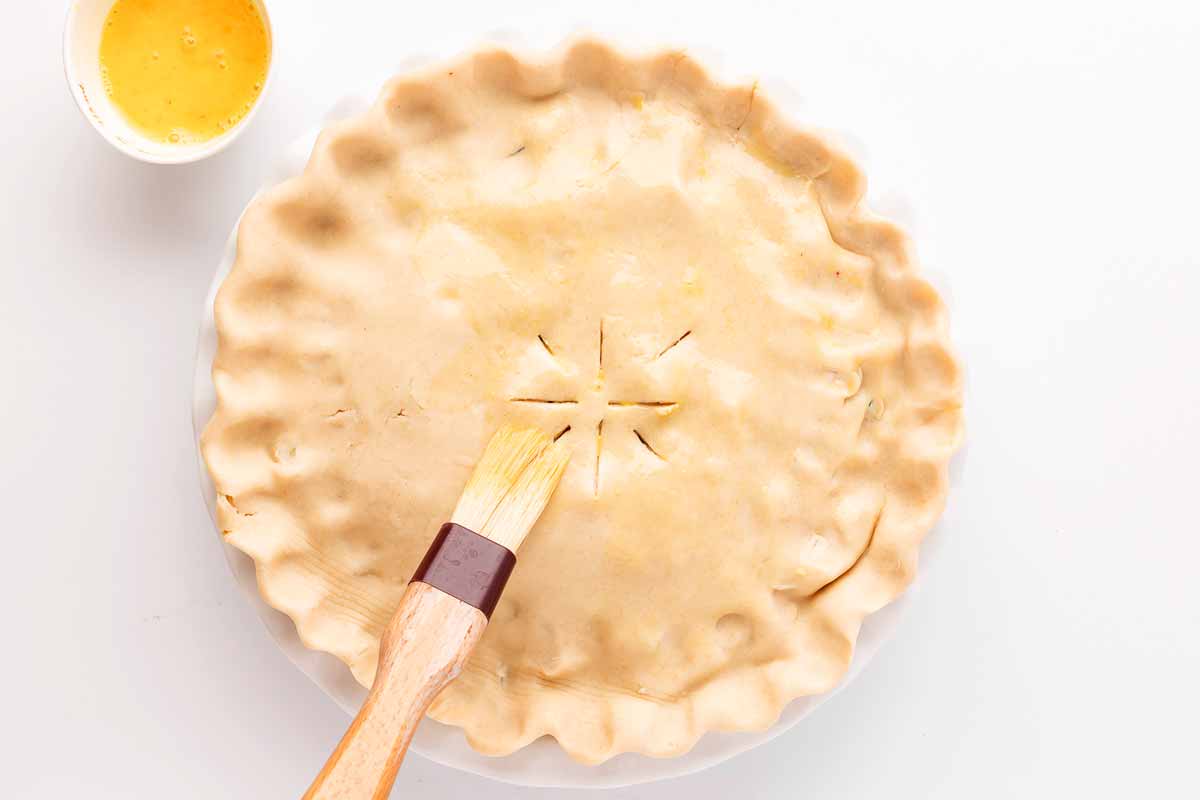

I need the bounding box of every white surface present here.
[63,0,275,164]
[190,110,929,788]
[2,1,1198,797]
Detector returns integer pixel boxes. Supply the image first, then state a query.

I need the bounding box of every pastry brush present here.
[304,425,570,799]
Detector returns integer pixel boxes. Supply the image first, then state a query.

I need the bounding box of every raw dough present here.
[202,39,964,763]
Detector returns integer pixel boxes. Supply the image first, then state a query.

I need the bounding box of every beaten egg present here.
[99,0,270,145]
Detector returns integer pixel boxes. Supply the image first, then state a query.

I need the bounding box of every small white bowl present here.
[63,0,274,165]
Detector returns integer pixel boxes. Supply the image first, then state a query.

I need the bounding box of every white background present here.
[3,0,1198,796]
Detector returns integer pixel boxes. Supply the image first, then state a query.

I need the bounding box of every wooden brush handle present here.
[304,581,487,800]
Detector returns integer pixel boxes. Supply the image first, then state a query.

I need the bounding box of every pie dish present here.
[201,39,964,764]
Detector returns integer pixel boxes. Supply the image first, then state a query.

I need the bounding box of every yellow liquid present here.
[99,0,270,144]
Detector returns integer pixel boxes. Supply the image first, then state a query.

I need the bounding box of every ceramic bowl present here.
[62,0,274,164]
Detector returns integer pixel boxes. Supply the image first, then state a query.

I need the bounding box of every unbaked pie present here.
[202,39,964,763]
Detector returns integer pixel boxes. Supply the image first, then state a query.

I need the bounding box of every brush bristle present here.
[450,425,569,550]
[478,440,570,551]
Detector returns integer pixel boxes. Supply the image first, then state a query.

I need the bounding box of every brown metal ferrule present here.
[410,523,515,619]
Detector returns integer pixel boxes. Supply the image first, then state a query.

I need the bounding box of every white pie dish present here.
[62,0,275,164]
[190,40,966,780]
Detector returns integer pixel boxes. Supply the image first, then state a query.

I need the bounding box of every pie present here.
[202,39,964,764]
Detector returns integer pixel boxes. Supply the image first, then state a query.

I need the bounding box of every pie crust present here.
[202,39,964,764]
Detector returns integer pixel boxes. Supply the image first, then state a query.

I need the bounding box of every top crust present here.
[202,39,964,763]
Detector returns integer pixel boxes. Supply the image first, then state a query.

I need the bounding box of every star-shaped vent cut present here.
[509,321,689,495]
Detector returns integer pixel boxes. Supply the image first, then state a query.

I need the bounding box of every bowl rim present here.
[61,0,275,165]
